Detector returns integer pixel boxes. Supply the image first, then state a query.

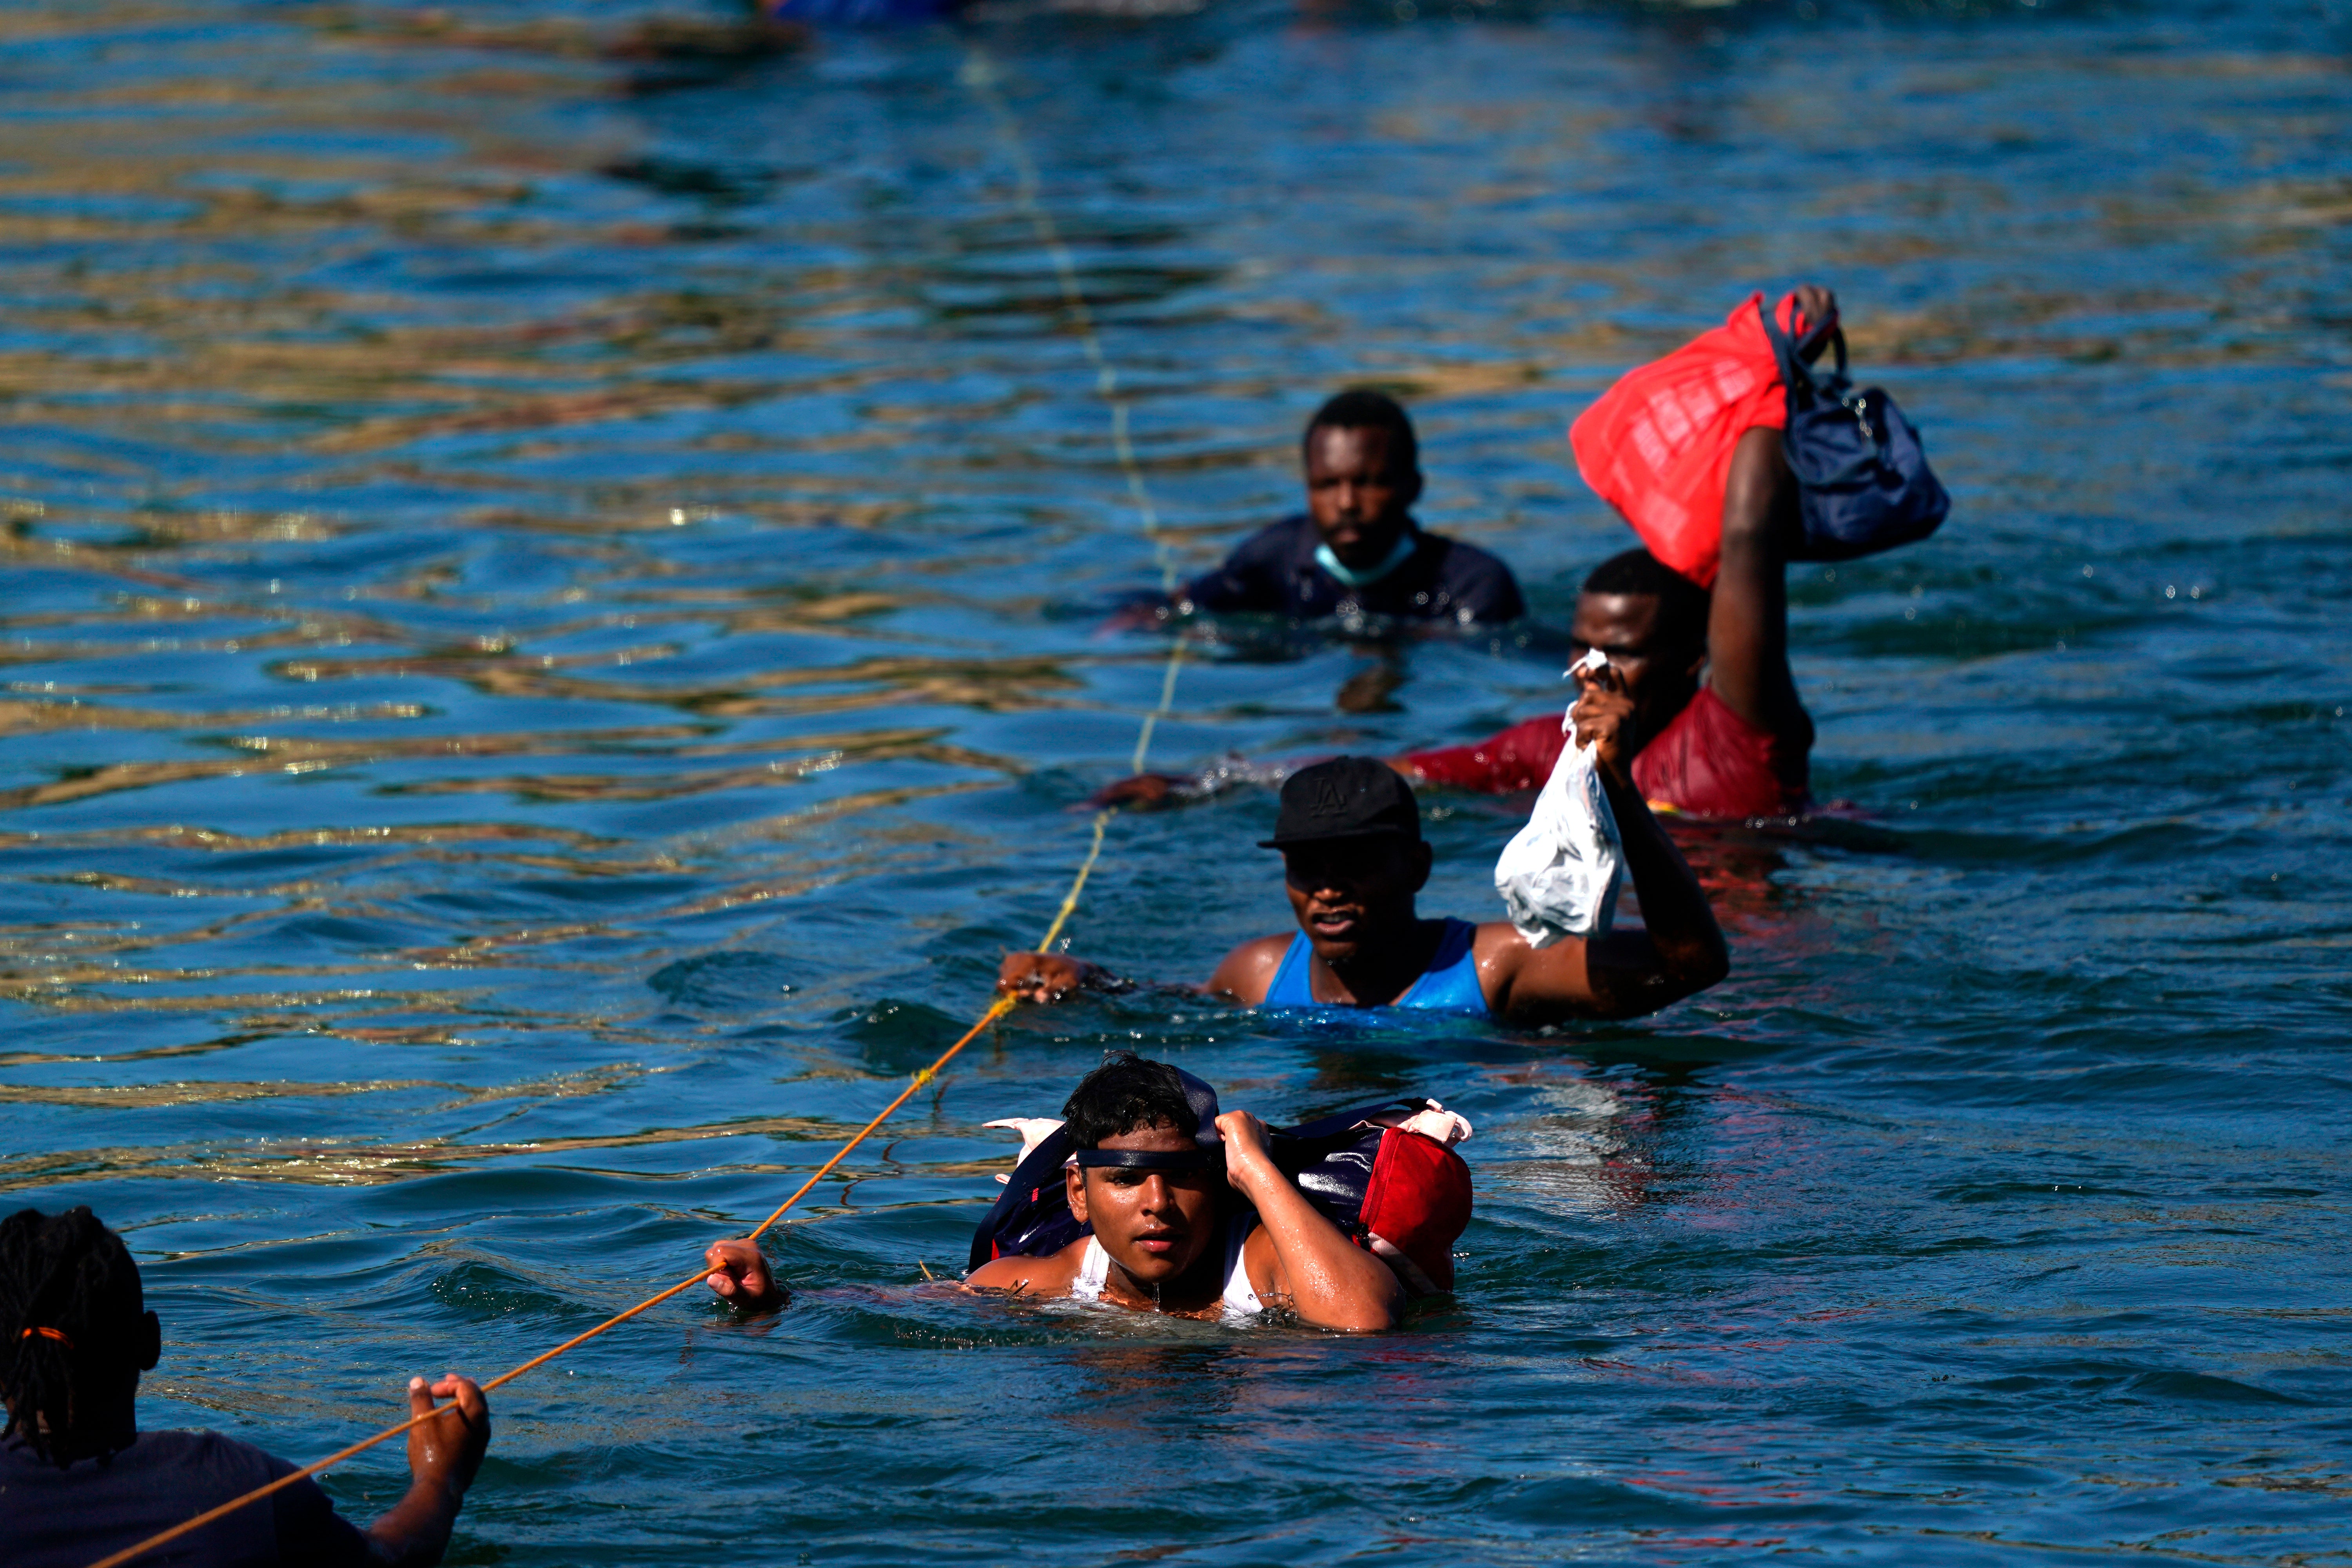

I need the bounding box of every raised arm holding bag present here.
[1569,290,1949,584]
[1566,293,1798,589]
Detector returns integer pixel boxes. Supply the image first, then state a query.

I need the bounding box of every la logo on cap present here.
[1314,778,1347,815]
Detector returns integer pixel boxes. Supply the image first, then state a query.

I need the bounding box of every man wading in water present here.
[1142,389,1525,630]
[705,1054,1412,1331]
[997,662,1727,1024]
[1108,284,1845,823]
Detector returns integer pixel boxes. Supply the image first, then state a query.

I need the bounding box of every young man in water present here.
[0,1206,491,1568]
[997,662,1727,1023]
[1113,285,1840,820]
[1167,390,1524,627]
[705,1054,1408,1331]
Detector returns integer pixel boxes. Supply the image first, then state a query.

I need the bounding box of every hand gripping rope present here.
[88,47,1183,1568]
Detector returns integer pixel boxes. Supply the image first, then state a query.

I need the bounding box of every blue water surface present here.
[1,0,2348,1562]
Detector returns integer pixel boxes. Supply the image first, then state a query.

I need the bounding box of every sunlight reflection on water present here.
[2,0,2349,1562]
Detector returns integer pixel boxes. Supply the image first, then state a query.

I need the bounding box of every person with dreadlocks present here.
[0,1205,492,1568]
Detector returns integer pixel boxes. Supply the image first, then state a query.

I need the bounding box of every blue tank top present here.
[1261,918,1490,1016]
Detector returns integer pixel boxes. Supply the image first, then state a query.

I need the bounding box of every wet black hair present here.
[1581,546,1711,650]
[1302,388,1419,477]
[1,1206,152,1467]
[1062,1052,1199,1151]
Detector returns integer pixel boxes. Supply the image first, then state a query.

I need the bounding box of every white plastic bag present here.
[1492,650,1624,947]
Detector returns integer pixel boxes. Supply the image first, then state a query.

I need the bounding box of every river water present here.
[4,1,2349,1562]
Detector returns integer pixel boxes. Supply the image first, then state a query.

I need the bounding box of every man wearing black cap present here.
[999,666,1728,1024]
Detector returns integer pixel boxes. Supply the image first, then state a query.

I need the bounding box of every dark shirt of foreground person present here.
[0,1205,490,1568]
[1173,390,1526,627]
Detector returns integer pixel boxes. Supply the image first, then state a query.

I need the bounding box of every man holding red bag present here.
[1104,285,1840,823]
[1399,284,1838,818]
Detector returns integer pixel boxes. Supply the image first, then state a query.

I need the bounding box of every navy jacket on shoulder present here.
[1178,515,1524,625]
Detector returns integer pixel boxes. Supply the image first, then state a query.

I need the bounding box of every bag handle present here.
[1759,295,1886,486]
[1757,294,1848,400]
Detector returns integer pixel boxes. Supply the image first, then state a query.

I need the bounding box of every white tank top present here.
[1071,1214,1262,1318]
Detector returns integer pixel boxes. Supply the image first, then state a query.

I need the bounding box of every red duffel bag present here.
[1569,292,1819,588]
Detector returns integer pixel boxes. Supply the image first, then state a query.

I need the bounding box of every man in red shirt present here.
[1401,522,1811,818]
[1103,285,1833,821]
[1406,283,1839,817]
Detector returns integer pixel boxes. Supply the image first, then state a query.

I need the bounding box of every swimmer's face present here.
[1281,834,1434,965]
[1571,591,1705,748]
[1067,1120,1221,1289]
[1305,425,1422,571]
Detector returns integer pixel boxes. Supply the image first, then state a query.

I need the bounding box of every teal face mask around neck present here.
[1314,530,1417,589]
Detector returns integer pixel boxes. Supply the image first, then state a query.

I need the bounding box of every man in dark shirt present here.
[1174,390,1525,627]
[0,1204,491,1568]
[1103,285,1845,822]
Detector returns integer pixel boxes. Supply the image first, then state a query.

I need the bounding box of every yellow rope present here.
[960,49,1172,584]
[964,39,1189,953]
[88,49,1182,1568]
[83,998,1016,1568]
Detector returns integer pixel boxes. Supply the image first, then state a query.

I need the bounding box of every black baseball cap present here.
[1258,756,1423,849]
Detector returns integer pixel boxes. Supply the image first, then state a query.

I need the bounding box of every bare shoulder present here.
[1471,919,1593,1017]
[1208,933,1295,1005]
[964,1237,1086,1299]
[1470,920,1524,955]
[1469,919,1548,977]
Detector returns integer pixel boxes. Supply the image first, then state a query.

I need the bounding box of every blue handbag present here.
[1759,299,1950,561]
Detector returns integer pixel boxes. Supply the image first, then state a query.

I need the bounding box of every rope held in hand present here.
[88,46,1175,1568]
[87,992,1020,1568]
